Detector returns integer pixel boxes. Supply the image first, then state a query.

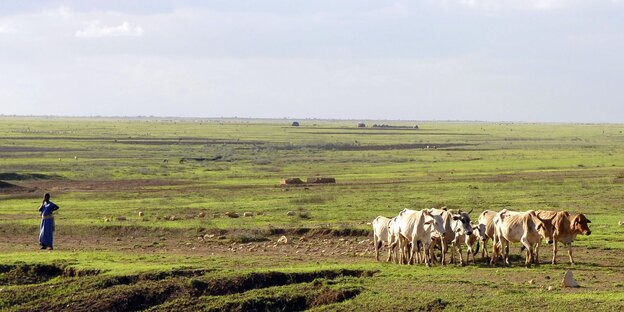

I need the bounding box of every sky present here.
[0,0,623,122]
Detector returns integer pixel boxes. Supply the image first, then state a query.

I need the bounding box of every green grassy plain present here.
[1,117,623,311]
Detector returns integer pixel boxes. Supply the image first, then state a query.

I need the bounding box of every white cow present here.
[372,216,392,261]
[491,209,553,266]
[397,209,446,266]
[448,212,476,265]
[452,223,480,265]
[430,208,473,265]
[477,210,497,259]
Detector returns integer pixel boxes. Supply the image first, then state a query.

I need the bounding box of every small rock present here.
[198,212,206,218]
[277,236,289,244]
[619,220,624,226]
[562,270,580,288]
[203,234,215,240]
[169,215,177,221]
[243,212,253,217]
[138,211,144,217]
[217,235,226,240]
[299,236,306,241]
[545,275,551,280]
[547,286,554,291]
[528,279,534,285]
[104,218,111,222]
[286,211,296,216]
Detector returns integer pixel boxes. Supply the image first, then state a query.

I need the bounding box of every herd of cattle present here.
[372,208,592,266]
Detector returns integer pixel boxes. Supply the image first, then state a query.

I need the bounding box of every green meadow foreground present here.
[1,117,623,311]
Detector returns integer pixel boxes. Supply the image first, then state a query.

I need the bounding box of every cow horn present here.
[467,208,473,215]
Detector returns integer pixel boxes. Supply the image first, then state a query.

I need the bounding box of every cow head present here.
[573,214,591,235]
[424,210,446,236]
[536,214,556,244]
[452,211,473,236]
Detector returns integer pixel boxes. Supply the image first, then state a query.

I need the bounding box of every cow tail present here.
[474,240,480,256]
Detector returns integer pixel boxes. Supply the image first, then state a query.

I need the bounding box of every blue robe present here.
[39,201,59,248]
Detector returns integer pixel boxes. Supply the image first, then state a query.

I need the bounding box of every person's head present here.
[44,193,50,202]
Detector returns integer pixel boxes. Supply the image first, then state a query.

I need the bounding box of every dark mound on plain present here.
[0,173,63,181]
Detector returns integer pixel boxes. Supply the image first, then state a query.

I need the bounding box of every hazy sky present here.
[1,1,623,122]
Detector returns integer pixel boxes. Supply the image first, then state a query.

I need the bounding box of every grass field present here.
[1,117,623,311]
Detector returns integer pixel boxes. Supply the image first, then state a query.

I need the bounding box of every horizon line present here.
[0,114,622,125]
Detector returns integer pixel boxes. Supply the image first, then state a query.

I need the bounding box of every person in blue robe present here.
[39,193,59,250]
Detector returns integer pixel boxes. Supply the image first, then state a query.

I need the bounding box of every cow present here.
[491,209,554,266]
[463,224,481,264]
[372,216,392,261]
[477,210,497,259]
[429,208,473,265]
[397,209,446,266]
[388,209,415,264]
[536,210,591,265]
[451,221,480,265]
[447,212,475,265]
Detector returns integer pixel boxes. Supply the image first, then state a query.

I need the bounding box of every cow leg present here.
[520,236,532,267]
[551,241,558,265]
[482,238,489,259]
[533,243,540,265]
[449,242,455,264]
[503,240,512,266]
[490,236,498,266]
[424,243,432,267]
[441,242,448,265]
[373,236,380,261]
[387,239,394,262]
[416,241,423,264]
[567,243,575,265]
[457,243,465,266]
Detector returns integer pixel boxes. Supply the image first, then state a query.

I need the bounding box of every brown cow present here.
[537,210,591,265]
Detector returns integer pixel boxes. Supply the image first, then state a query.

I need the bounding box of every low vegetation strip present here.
[5,268,374,312]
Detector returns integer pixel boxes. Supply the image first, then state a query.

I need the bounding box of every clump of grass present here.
[297,208,311,219]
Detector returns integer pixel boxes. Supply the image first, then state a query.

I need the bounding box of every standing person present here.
[39,193,59,250]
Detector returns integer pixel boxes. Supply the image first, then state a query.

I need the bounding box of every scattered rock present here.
[115,216,127,221]
[198,212,206,218]
[243,212,253,217]
[547,286,554,291]
[104,218,111,222]
[286,211,296,216]
[138,211,144,217]
[528,279,534,285]
[217,235,226,240]
[169,215,177,221]
[299,236,307,241]
[225,212,240,218]
[277,236,289,244]
[562,270,580,288]
[203,234,215,240]
[619,220,624,226]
